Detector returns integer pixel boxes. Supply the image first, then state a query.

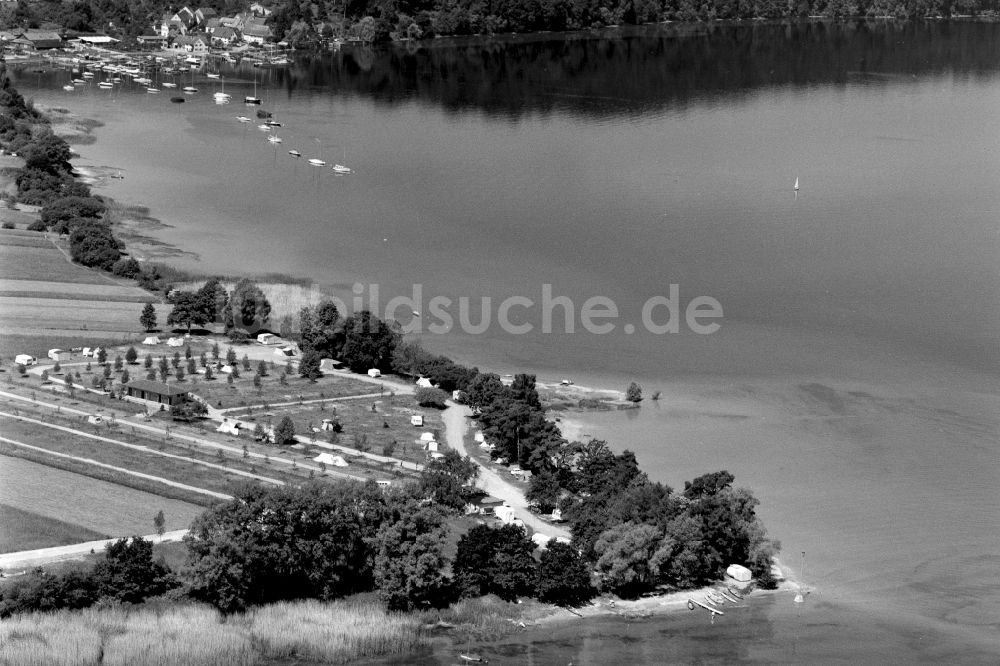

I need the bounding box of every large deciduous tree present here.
[373,500,452,611]
[185,483,369,612]
[166,290,212,332]
[536,541,595,606]
[340,310,400,373]
[229,278,271,329]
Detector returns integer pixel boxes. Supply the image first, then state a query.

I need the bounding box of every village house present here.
[250,2,274,17]
[20,31,63,50]
[125,379,190,407]
[172,35,210,53]
[202,17,222,34]
[195,7,218,26]
[242,20,273,45]
[159,7,197,37]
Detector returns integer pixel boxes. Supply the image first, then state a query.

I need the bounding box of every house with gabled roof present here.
[242,21,273,45]
[22,31,63,50]
[211,26,238,47]
[202,17,222,34]
[195,7,218,26]
[173,34,210,53]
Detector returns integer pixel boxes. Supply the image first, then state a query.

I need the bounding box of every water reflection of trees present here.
[272,21,1000,119]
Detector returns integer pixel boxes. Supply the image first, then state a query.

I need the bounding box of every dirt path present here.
[443,403,570,540]
[0,529,189,571]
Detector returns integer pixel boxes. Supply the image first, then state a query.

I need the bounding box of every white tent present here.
[166,337,185,347]
[419,432,436,442]
[473,431,485,443]
[416,377,433,388]
[141,336,160,345]
[531,532,552,549]
[314,453,348,467]
[726,564,752,583]
[216,420,241,436]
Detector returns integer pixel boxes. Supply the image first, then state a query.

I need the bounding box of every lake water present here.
[12,20,1000,662]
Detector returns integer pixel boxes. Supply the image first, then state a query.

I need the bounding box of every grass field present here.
[0,453,204,544]
[228,394,440,464]
[0,230,158,360]
[0,504,107,553]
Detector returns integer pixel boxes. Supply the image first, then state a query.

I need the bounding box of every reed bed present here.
[0,612,102,666]
[245,598,426,663]
[0,599,425,665]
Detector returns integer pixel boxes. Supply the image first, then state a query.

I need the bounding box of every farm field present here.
[0,504,107,553]
[0,454,203,551]
[0,230,158,359]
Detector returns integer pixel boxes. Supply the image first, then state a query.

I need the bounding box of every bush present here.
[1,221,14,229]
[228,328,250,343]
[415,387,449,409]
[112,256,141,278]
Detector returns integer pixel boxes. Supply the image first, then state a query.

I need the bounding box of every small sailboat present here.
[213,77,231,102]
[332,148,351,174]
[207,72,220,79]
[162,81,177,88]
[794,177,799,191]
[146,87,160,93]
[267,131,282,144]
[236,116,251,123]
[62,84,75,91]
[308,139,326,167]
[245,73,261,105]
[288,149,301,158]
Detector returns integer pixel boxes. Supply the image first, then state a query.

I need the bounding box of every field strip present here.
[0,411,286,486]
[216,391,387,413]
[0,278,153,299]
[0,390,370,482]
[0,529,190,570]
[0,435,232,501]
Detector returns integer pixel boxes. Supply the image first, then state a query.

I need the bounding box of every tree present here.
[171,396,207,422]
[166,291,212,332]
[526,468,561,514]
[415,386,448,408]
[185,483,369,612]
[97,348,107,365]
[120,368,130,384]
[373,500,452,611]
[125,346,137,364]
[257,360,268,377]
[537,541,595,606]
[153,510,165,537]
[273,415,296,446]
[454,524,537,601]
[340,310,400,373]
[140,303,157,332]
[417,449,478,510]
[175,366,185,382]
[594,523,663,598]
[113,355,123,372]
[229,278,271,329]
[204,365,214,381]
[626,382,642,403]
[226,347,237,366]
[298,348,322,381]
[91,537,176,604]
[197,277,228,323]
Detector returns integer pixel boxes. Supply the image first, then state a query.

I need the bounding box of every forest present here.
[1,0,998,45]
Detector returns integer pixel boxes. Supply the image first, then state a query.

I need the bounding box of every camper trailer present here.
[14,354,36,366]
[410,414,424,427]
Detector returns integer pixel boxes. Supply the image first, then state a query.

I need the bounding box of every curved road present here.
[443,403,569,540]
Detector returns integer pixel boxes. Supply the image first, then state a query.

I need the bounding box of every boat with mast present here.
[213,76,231,102]
[308,139,326,166]
[332,147,351,174]
[245,72,261,105]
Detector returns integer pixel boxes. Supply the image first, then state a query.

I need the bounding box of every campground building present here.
[125,379,190,407]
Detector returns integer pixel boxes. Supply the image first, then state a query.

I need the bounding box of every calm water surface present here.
[12,20,1000,662]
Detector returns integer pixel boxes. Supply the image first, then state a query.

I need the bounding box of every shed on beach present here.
[125,379,189,407]
[726,564,752,583]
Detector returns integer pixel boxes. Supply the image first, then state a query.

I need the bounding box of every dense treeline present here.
[2,0,998,44]
[0,62,128,269]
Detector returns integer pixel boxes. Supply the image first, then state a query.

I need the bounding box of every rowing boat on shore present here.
[688,598,724,615]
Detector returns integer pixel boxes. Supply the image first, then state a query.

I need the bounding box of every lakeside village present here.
[0,4,321,75]
[0,64,784,663]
